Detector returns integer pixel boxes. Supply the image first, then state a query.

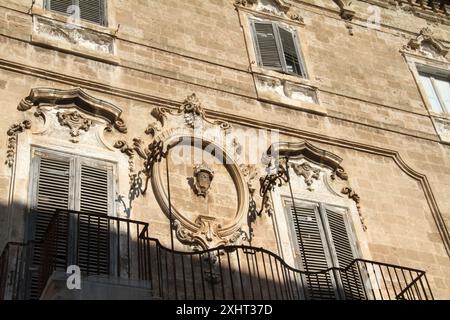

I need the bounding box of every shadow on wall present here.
[0,208,434,300]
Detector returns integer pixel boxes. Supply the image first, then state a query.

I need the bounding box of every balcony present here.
[0,210,433,300]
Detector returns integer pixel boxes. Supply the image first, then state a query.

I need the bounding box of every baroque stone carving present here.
[192,163,215,197]
[342,187,367,231]
[174,217,244,250]
[57,110,92,143]
[403,27,449,60]
[5,121,31,167]
[291,162,321,191]
[234,0,304,24]
[18,87,127,134]
[333,0,355,20]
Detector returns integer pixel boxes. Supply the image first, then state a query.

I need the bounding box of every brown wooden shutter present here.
[290,205,336,299]
[253,22,283,70]
[31,156,72,299]
[278,26,303,76]
[77,164,110,275]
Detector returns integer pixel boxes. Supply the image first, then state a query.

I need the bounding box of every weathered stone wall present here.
[0,0,449,298]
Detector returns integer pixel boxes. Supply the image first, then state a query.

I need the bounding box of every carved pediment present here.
[18,87,127,133]
[403,28,449,61]
[235,0,304,23]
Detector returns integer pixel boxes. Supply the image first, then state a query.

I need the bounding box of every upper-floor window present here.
[250,20,306,77]
[44,0,108,26]
[418,71,450,114]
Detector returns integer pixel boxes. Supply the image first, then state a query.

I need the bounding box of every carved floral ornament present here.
[402,27,449,61]
[260,141,367,231]
[234,0,304,23]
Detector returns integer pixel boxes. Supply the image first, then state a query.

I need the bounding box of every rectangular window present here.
[44,0,108,26]
[28,150,114,298]
[251,20,306,77]
[287,202,364,299]
[419,71,450,114]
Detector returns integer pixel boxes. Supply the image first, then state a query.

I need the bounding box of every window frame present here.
[43,0,108,27]
[418,69,450,114]
[250,18,307,78]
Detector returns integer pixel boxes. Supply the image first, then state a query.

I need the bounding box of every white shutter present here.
[434,77,450,113]
[419,73,444,113]
[253,22,283,71]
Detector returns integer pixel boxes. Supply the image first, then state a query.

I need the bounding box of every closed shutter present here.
[279,27,303,76]
[77,164,110,275]
[290,205,336,299]
[253,22,283,71]
[45,0,107,26]
[323,208,365,299]
[46,0,73,14]
[79,0,107,26]
[31,156,72,299]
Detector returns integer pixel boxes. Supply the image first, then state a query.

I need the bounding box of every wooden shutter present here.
[30,156,72,299]
[278,26,303,76]
[45,0,107,26]
[289,205,336,299]
[253,22,283,71]
[322,207,365,299]
[79,0,107,26]
[46,0,74,14]
[77,163,110,275]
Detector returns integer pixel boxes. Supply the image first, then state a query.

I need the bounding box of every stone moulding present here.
[235,0,305,24]
[18,87,127,133]
[264,141,367,231]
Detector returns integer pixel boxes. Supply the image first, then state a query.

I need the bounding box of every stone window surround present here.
[403,52,450,144]
[29,1,119,65]
[237,4,326,115]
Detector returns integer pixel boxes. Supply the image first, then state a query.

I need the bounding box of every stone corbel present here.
[333,0,356,20]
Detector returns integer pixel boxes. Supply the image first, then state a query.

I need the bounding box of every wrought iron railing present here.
[0,210,434,300]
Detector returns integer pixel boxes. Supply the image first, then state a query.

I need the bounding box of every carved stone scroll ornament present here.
[17,87,127,134]
[342,187,367,231]
[258,161,289,216]
[403,27,449,60]
[291,162,321,191]
[173,217,245,251]
[234,0,304,23]
[5,121,32,167]
[57,110,92,143]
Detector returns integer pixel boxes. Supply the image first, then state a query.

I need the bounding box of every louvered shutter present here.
[45,0,107,26]
[77,163,110,275]
[46,0,74,14]
[253,22,283,71]
[279,27,303,76]
[323,208,365,299]
[289,205,336,299]
[79,0,107,26]
[31,156,72,299]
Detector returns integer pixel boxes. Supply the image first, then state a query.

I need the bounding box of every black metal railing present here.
[0,210,434,300]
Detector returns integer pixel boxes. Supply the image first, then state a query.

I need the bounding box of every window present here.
[287,202,363,299]
[28,150,114,298]
[251,20,306,77]
[418,71,450,114]
[44,0,108,26]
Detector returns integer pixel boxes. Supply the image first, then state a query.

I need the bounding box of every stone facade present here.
[0,0,449,299]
